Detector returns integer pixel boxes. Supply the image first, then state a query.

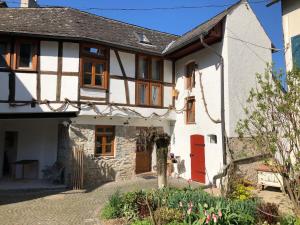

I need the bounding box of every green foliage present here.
[231,183,254,201]
[101,205,120,220]
[101,191,123,219]
[279,215,300,225]
[154,207,183,224]
[130,219,152,225]
[236,67,300,212]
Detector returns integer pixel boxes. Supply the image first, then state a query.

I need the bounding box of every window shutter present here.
[291,35,300,69]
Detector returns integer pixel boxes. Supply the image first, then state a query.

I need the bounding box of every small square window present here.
[15,40,37,70]
[135,32,151,45]
[208,134,217,144]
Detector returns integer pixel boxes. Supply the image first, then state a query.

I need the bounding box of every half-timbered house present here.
[0,0,273,187]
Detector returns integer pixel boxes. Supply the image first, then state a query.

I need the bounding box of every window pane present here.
[106,136,114,145]
[96,127,104,133]
[152,59,162,80]
[83,62,92,85]
[95,64,104,74]
[0,43,6,67]
[95,146,102,155]
[139,83,148,104]
[105,145,112,153]
[95,75,103,86]
[187,99,195,123]
[19,43,32,68]
[151,85,160,105]
[138,57,149,79]
[96,136,102,146]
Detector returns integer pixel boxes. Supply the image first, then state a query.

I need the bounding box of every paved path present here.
[0,177,199,225]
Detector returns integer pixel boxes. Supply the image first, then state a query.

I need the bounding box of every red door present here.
[190,135,206,183]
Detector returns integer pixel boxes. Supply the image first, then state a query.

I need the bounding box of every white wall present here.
[41,74,57,101]
[164,60,173,83]
[172,45,224,184]
[62,42,79,72]
[224,3,272,137]
[110,50,136,78]
[0,72,9,101]
[15,73,37,101]
[110,79,127,104]
[60,76,78,101]
[0,119,59,179]
[282,1,300,71]
[40,41,58,71]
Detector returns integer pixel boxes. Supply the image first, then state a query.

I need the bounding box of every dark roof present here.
[0,7,178,55]
[164,1,242,54]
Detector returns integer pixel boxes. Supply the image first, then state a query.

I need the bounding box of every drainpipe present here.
[199,35,227,166]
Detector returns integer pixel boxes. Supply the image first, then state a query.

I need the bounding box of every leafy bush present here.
[130,219,152,225]
[257,202,279,225]
[101,191,123,219]
[102,187,258,224]
[279,215,299,225]
[231,183,254,200]
[154,207,183,224]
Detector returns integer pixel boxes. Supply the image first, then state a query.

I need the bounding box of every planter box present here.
[257,164,283,190]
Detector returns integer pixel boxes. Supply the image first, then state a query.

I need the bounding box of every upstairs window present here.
[15,40,37,70]
[185,62,196,89]
[81,43,108,89]
[82,58,107,89]
[0,41,10,68]
[186,97,195,124]
[291,35,300,69]
[95,126,115,157]
[136,55,163,107]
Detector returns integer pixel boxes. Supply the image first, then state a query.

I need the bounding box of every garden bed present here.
[100,186,299,225]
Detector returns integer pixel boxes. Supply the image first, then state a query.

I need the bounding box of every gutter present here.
[199,35,227,166]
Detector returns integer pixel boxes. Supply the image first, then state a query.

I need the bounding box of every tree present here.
[236,67,300,215]
[138,128,170,188]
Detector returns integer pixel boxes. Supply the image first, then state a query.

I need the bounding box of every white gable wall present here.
[172,44,224,183]
[224,3,272,137]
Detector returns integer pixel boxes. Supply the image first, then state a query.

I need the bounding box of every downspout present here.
[199,35,227,166]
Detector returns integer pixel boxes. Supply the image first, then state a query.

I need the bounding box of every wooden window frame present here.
[0,39,11,69]
[81,57,108,89]
[136,54,164,107]
[14,39,38,71]
[185,62,196,90]
[95,126,115,157]
[186,96,196,124]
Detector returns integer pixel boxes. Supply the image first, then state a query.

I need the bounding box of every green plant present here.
[101,205,119,219]
[130,219,152,225]
[231,183,254,201]
[101,191,124,219]
[257,202,279,225]
[154,207,183,224]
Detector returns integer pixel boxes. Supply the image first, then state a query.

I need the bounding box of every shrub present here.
[101,205,120,220]
[257,202,279,225]
[130,219,152,225]
[154,207,183,224]
[101,191,123,219]
[231,183,254,201]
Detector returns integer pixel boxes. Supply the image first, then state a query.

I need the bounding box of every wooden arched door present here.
[190,135,206,183]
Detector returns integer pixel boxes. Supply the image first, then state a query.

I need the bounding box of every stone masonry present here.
[66,124,137,187]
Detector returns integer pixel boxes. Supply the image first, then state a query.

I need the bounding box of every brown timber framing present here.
[8,37,15,102]
[114,50,130,104]
[56,41,63,101]
[36,40,41,101]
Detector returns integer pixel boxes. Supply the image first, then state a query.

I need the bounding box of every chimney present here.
[20,0,39,8]
[0,1,8,8]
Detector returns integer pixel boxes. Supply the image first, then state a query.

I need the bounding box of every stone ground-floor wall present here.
[228,137,265,184]
[67,124,137,187]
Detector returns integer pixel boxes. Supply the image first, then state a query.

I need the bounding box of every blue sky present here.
[10,0,285,71]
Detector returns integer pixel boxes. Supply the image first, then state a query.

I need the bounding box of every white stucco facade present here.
[170,3,272,184]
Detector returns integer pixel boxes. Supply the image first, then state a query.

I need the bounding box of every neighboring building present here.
[0,0,273,187]
[268,0,300,71]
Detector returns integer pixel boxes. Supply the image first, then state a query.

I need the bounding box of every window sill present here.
[186,122,196,125]
[15,68,37,73]
[82,85,107,91]
[95,155,115,159]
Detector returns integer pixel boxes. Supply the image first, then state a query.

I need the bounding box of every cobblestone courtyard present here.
[0,177,197,225]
